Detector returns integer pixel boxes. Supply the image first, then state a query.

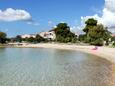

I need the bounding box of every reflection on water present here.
[0,48,114,86]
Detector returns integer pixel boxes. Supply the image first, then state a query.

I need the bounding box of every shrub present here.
[71,37,77,43]
[111,37,115,41]
[90,39,103,46]
[113,42,115,46]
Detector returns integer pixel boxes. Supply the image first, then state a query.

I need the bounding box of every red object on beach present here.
[92,46,98,50]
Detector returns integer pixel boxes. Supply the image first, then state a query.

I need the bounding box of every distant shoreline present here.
[0,43,115,63]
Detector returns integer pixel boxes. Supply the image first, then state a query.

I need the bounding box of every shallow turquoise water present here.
[0,48,114,86]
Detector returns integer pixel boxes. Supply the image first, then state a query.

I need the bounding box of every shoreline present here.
[1,43,115,63]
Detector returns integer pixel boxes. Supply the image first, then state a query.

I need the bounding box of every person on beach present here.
[92,46,98,50]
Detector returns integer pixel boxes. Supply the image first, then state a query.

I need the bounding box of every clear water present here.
[0,48,115,86]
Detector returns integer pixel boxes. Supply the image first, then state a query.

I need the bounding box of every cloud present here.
[48,21,56,28]
[91,7,102,14]
[48,20,55,27]
[0,8,32,22]
[81,0,115,33]
[27,20,40,26]
[48,21,53,25]
[70,26,84,35]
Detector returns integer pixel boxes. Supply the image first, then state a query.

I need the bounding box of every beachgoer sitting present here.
[92,46,98,50]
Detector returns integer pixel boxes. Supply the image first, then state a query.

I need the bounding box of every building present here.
[39,31,56,40]
[112,34,115,37]
[75,33,79,38]
[21,34,36,39]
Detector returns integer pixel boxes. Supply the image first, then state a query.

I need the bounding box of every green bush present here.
[113,42,115,46]
[90,39,103,46]
[71,37,77,43]
[78,34,86,42]
[111,37,115,41]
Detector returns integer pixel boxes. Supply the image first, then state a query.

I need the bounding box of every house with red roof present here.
[112,34,115,37]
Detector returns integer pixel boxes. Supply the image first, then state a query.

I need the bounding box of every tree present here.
[83,18,97,34]
[35,34,47,43]
[53,23,77,43]
[82,18,111,46]
[78,34,86,42]
[26,37,36,43]
[15,35,22,42]
[0,31,7,43]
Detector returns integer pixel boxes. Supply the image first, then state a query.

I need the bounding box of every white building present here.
[21,34,36,39]
[39,31,56,40]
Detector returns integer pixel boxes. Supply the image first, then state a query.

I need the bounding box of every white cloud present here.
[91,7,102,15]
[48,21,53,25]
[0,8,32,22]
[105,0,115,12]
[81,0,115,33]
[70,26,84,35]
[27,21,40,26]
[48,21,56,27]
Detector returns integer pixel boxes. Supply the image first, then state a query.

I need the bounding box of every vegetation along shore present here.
[0,18,115,63]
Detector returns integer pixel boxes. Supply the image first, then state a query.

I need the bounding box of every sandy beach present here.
[10,43,115,63]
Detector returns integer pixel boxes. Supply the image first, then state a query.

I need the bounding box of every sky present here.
[0,0,113,37]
